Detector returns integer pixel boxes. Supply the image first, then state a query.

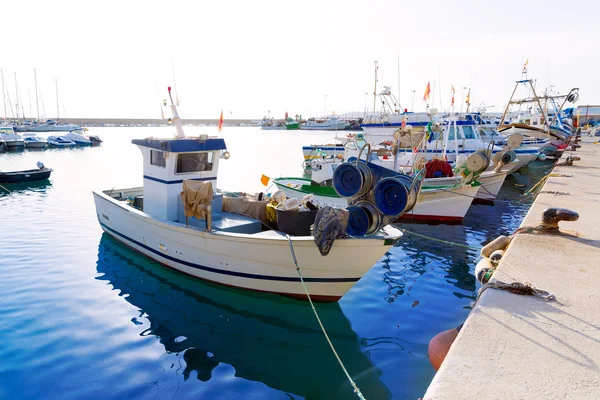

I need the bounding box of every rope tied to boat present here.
[285,235,367,400]
[398,228,480,250]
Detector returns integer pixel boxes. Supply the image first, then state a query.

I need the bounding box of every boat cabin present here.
[130,136,223,221]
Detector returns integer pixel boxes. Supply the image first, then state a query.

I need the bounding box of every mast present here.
[528,80,550,132]
[34,69,39,122]
[373,61,378,117]
[14,73,20,121]
[498,81,520,129]
[168,86,185,138]
[55,78,59,122]
[1,69,5,122]
[171,53,180,105]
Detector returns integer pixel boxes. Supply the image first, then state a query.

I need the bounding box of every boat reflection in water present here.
[95,234,390,399]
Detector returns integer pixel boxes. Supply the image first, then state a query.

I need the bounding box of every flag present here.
[423,81,431,102]
[465,89,471,105]
[260,174,270,186]
[218,109,224,132]
[523,59,529,70]
[285,111,289,120]
[451,85,455,106]
[426,121,434,142]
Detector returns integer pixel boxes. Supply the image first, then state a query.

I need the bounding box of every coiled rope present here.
[285,235,366,400]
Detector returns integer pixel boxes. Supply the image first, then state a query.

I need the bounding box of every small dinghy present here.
[0,162,52,183]
[47,136,76,148]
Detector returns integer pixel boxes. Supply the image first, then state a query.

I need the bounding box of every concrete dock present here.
[424,138,600,399]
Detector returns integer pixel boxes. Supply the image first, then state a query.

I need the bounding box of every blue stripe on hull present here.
[99,221,360,283]
[143,175,217,185]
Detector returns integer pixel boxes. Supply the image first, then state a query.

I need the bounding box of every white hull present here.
[93,191,399,300]
[300,123,347,131]
[274,179,479,222]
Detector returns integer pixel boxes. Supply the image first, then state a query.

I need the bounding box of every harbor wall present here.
[424,138,600,399]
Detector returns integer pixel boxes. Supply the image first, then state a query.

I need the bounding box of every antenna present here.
[171,53,180,106]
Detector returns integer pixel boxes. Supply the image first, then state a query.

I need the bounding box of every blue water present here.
[0,127,553,400]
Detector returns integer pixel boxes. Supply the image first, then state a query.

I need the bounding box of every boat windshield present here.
[462,126,478,139]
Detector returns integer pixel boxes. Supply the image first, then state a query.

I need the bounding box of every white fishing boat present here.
[0,126,25,148]
[274,177,479,223]
[93,88,409,301]
[300,116,347,131]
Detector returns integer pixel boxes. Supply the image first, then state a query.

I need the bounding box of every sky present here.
[1,0,598,120]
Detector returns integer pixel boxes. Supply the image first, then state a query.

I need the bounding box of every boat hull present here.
[93,191,398,301]
[274,178,479,222]
[0,168,52,183]
[24,140,47,149]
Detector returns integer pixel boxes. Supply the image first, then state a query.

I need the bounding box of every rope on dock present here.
[285,235,367,400]
[477,281,556,302]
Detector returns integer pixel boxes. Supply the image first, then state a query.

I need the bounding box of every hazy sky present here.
[1,0,597,119]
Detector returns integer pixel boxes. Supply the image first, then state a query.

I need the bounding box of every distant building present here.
[577,105,600,125]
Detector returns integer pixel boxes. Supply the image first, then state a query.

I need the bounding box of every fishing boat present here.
[92,87,415,301]
[22,133,48,149]
[47,136,76,147]
[0,162,52,183]
[0,126,25,149]
[273,176,479,223]
[259,117,286,130]
[300,116,347,131]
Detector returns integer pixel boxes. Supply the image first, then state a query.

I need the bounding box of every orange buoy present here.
[428,324,463,371]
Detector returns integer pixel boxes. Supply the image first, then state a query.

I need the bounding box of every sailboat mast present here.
[1,69,5,122]
[373,61,378,117]
[55,78,59,122]
[34,69,39,122]
[14,73,20,121]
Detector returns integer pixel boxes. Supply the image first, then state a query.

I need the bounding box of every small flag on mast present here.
[423,81,431,102]
[465,89,471,105]
[523,59,529,70]
[218,109,224,132]
[451,85,455,106]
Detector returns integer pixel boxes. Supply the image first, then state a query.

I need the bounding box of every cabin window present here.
[463,126,477,139]
[448,126,456,140]
[151,150,166,167]
[176,152,214,173]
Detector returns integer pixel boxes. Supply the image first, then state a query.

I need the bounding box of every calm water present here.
[0,127,553,400]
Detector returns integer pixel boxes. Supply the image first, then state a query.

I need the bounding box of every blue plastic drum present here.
[332,161,372,198]
[346,204,378,236]
[374,175,413,216]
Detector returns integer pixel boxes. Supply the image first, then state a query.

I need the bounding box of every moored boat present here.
[47,136,76,147]
[0,126,25,149]
[23,133,48,149]
[273,177,479,223]
[300,116,347,131]
[0,162,52,183]
[92,87,413,301]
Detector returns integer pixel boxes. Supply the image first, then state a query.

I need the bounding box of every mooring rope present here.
[476,281,556,303]
[398,228,480,250]
[285,235,366,400]
[0,184,11,193]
